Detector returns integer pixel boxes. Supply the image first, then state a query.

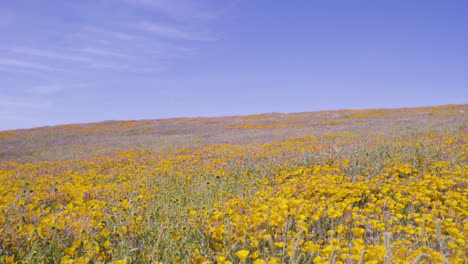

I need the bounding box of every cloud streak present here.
[124,0,216,20]
[80,47,129,58]
[79,26,137,42]
[0,58,61,72]
[137,21,215,41]
[10,47,93,63]
[29,84,65,95]
[0,0,230,130]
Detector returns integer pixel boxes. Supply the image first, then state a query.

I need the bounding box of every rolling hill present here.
[0,104,466,263]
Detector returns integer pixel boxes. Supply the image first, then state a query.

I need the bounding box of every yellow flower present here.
[64,247,76,256]
[267,257,281,264]
[273,242,284,248]
[351,227,366,237]
[235,250,250,261]
[253,259,265,264]
[102,240,111,249]
[4,256,15,264]
[313,256,324,263]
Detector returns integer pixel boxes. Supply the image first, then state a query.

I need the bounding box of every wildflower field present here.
[0,104,466,264]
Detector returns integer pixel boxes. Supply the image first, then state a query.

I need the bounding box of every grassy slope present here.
[1,104,466,162]
[0,104,466,264]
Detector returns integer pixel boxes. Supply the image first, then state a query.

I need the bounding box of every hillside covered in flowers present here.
[0,104,466,264]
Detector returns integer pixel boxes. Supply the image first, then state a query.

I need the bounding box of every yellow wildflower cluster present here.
[195,160,466,263]
[0,105,466,263]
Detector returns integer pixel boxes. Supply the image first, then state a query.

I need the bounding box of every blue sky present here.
[1,0,467,130]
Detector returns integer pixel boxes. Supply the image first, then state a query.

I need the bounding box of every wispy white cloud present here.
[89,63,123,70]
[4,45,134,71]
[137,21,192,39]
[10,47,93,62]
[0,1,235,129]
[124,0,216,20]
[79,26,137,41]
[29,84,65,95]
[137,21,215,41]
[0,58,61,72]
[112,31,136,41]
[80,47,129,58]
[134,66,167,73]
[0,65,37,75]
